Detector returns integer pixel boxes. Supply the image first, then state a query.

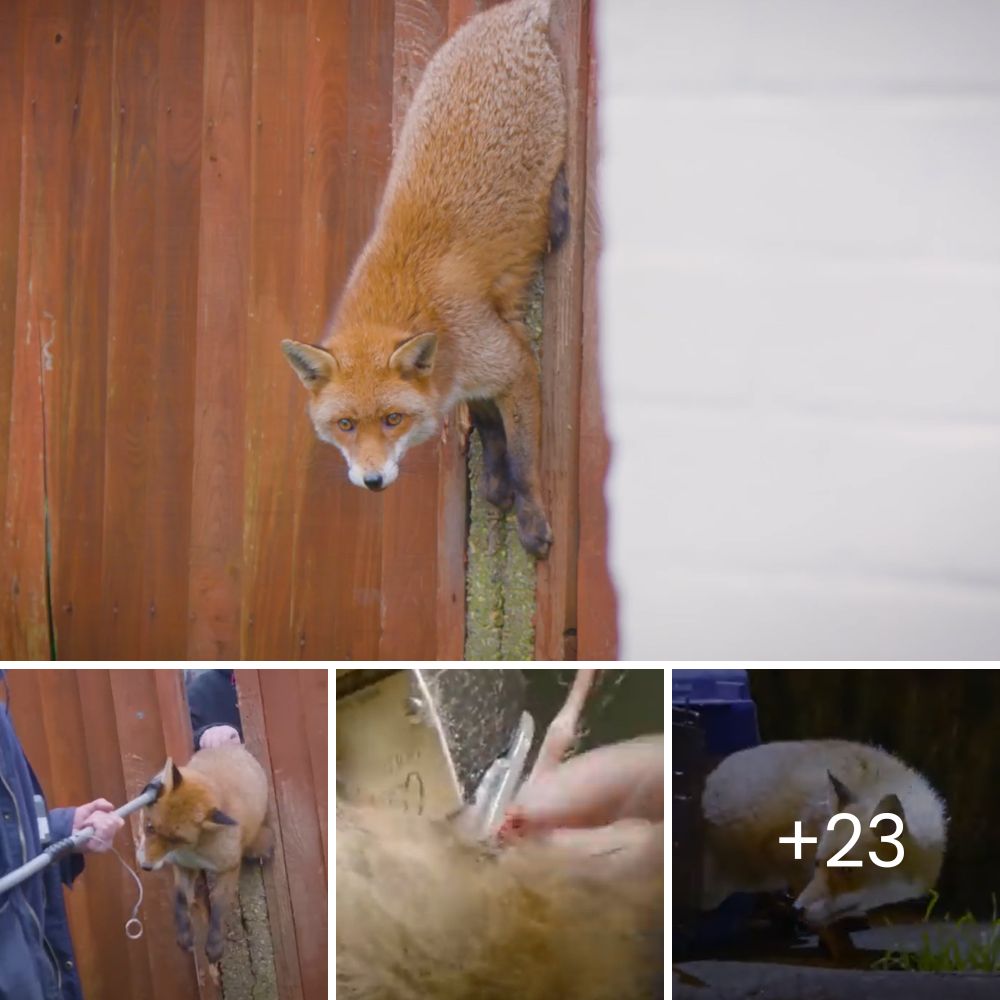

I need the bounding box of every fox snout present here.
[347,460,398,492]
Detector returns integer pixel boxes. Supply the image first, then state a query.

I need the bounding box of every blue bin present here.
[671,669,760,757]
[672,669,761,953]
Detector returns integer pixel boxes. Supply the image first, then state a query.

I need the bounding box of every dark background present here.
[750,668,999,918]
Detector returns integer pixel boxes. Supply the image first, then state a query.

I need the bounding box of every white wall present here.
[597,0,1000,659]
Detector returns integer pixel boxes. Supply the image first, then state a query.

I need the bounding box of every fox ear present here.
[874,793,904,824]
[828,771,853,810]
[162,758,182,792]
[206,808,238,828]
[282,340,336,388]
[389,332,436,377]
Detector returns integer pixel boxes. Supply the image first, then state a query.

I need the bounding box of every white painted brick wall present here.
[597,0,1000,659]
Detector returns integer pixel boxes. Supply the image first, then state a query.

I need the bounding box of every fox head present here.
[137,759,237,871]
[794,771,925,926]
[282,331,442,491]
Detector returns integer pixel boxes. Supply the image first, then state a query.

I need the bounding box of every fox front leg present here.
[494,325,552,559]
[173,866,198,952]
[205,866,241,964]
[469,400,515,511]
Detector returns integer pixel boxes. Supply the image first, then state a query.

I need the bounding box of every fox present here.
[281,0,568,558]
[337,802,662,1000]
[137,745,272,963]
[701,740,947,939]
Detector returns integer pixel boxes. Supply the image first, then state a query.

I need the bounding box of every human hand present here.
[72,799,125,853]
[199,725,241,749]
[503,734,664,838]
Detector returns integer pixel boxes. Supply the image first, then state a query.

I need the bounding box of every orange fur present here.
[283,0,567,558]
[137,746,271,963]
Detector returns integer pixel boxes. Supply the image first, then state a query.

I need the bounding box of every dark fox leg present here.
[469,400,515,512]
[206,866,241,964]
[494,324,552,559]
[548,164,569,251]
[173,866,198,952]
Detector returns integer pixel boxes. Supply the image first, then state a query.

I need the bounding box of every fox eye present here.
[384,412,403,427]
[144,821,155,835]
[337,418,355,432]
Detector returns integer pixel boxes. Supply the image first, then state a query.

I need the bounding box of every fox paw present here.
[206,932,224,965]
[176,928,194,953]
[515,504,553,559]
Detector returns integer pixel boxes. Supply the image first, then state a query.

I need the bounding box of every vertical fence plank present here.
[575,13,617,659]
[242,0,307,658]
[187,0,253,659]
[100,0,160,657]
[236,669,306,1000]
[259,670,327,999]
[140,0,204,655]
[51,0,113,659]
[75,669,159,1000]
[293,0,355,660]
[299,669,329,866]
[535,0,590,660]
[0,0,25,539]
[1,0,78,660]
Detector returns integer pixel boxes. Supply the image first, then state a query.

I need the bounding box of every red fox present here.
[137,745,272,963]
[701,741,947,933]
[337,803,661,1000]
[281,0,567,558]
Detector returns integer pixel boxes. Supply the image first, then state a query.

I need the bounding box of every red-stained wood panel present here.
[299,669,329,864]
[535,0,591,660]
[187,0,253,659]
[575,12,617,659]
[292,0,357,660]
[140,0,203,655]
[241,0,307,658]
[50,0,113,659]
[100,0,161,658]
[0,0,24,534]
[237,669,306,1000]
[1,0,74,660]
[75,669,158,1000]
[258,670,327,1000]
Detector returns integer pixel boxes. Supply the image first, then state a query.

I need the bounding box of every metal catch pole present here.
[0,782,161,897]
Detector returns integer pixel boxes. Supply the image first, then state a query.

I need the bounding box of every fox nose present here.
[363,473,384,491]
[140,861,153,872]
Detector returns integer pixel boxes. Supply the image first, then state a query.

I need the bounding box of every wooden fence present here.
[0,0,616,660]
[4,667,328,1000]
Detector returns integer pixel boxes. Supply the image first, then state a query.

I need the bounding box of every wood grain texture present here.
[51,0,113,659]
[237,669,306,1000]
[575,11,617,659]
[100,0,160,657]
[187,0,253,659]
[535,0,591,660]
[241,0,307,657]
[0,0,24,541]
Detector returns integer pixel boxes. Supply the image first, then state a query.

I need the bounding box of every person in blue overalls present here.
[0,671,124,1000]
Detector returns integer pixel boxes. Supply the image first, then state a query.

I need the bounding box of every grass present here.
[873,891,1000,972]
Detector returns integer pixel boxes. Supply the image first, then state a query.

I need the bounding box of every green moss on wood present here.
[464,276,543,660]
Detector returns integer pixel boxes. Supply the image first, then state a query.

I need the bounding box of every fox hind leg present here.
[206,866,241,964]
[245,824,274,862]
[548,164,570,252]
[494,323,553,559]
[469,400,515,512]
